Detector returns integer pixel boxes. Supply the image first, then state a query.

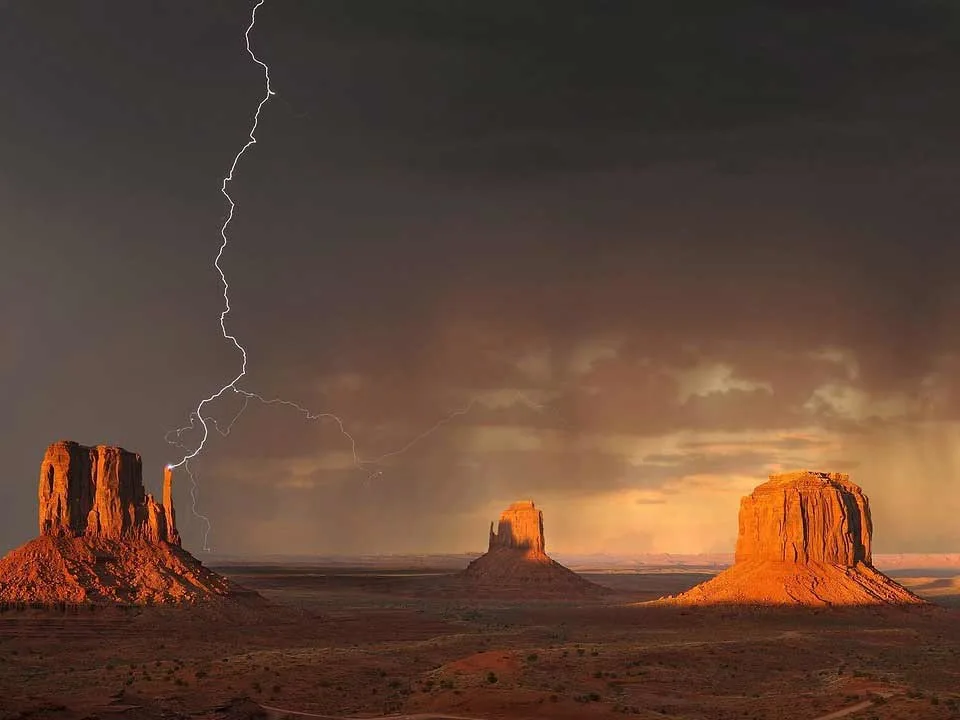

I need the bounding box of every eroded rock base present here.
[0,535,234,604]
[660,560,926,606]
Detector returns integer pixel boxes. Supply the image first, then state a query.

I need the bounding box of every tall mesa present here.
[38,440,178,544]
[661,470,924,606]
[0,441,238,604]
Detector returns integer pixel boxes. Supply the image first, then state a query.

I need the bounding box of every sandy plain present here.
[1,563,959,720]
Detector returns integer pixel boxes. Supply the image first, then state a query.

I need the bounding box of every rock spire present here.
[0,440,241,604]
[38,440,179,544]
[460,499,607,597]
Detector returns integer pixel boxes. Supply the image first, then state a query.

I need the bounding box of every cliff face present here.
[462,500,607,597]
[488,500,546,554]
[0,441,242,605]
[38,441,178,545]
[660,470,923,606]
[735,471,872,565]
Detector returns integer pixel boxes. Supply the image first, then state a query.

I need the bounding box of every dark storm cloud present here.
[3,0,960,554]
[264,0,960,175]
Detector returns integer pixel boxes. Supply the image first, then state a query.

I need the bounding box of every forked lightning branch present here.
[165,0,547,551]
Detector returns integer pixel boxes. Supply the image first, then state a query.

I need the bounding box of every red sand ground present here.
[0,536,242,604]
[0,566,958,720]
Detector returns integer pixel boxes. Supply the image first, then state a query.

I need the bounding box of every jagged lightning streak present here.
[167,0,274,480]
[166,0,555,551]
[235,389,549,481]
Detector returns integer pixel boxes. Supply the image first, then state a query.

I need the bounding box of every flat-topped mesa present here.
[488,500,545,554]
[0,441,243,604]
[38,441,179,545]
[658,470,923,606]
[735,470,871,566]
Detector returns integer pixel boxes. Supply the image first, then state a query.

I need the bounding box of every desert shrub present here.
[486,671,498,684]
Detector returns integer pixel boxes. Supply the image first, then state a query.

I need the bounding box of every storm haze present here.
[2,0,960,557]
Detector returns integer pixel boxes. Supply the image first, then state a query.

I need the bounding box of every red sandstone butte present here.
[661,471,924,606]
[38,441,179,544]
[460,500,606,596]
[0,441,236,604]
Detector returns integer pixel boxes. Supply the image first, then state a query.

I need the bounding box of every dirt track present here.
[810,699,875,719]
[261,704,487,720]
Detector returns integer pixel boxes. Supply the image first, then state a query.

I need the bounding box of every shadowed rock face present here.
[38,441,178,545]
[735,471,872,565]
[488,500,545,554]
[661,471,923,606]
[462,500,607,597]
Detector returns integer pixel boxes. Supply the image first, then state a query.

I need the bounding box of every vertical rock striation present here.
[461,500,607,596]
[37,441,178,545]
[735,471,872,565]
[1,440,240,604]
[488,500,546,554]
[660,470,924,606]
[162,465,181,545]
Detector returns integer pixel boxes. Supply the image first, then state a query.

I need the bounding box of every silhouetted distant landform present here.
[455,500,608,597]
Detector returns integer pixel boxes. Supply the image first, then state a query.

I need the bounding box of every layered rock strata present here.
[661,471,924,606]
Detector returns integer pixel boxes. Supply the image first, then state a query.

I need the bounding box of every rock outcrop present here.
[660,471,924,606]
[460,500,607,597]
[0,441,241,604]
[488,500,546,554]
[38,441,179,544]
[735,471,872,566]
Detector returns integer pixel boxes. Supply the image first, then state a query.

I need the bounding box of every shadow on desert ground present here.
[1,566,959,720]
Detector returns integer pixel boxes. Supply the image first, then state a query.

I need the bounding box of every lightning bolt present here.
[166,0,273,477]
[166,0,555,551]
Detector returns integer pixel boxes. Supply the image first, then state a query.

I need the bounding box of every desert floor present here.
[1,566,959,720]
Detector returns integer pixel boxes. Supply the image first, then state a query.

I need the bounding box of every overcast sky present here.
[2,0,960,556]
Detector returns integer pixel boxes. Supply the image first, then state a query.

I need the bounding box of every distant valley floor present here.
[0,566,958,720]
